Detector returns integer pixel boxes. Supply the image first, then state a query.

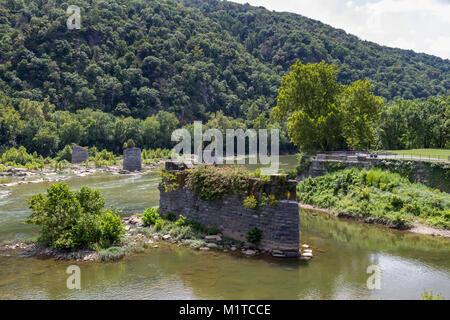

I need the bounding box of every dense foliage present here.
[297,169,450,230]
[0,0,448,156]
[185,0,449,100]
[376,95,449,150]
[272,61,384,152]
[142,207,161,226]
[25,183,125,250]
[0,89,295,157]
[0,0,448,120]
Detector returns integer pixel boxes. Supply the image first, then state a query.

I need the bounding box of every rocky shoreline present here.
[0,214,314,262]
[0,160,166,188]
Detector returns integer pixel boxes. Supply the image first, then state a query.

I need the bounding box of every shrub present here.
[123,139,135,149]
[154,219,163,231]
[246,227,262,244]
[284,169,297,180]
[183,239,207,249]
[142,148,172,160]
[243,194,258,210]
[25,183,125,250]
[175,214,190,227]
[90,148,117,167]
[100,209,126,245]
[142,207,161,226]
[56,145,72,162]
[0,146,36,166]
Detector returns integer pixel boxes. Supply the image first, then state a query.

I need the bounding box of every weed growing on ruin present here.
[246,227,263,244]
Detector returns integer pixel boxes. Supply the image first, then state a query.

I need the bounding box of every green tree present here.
[272,60,342,152]
[340,80,385,150]
[0,92,21,146]
[26,183,125,250]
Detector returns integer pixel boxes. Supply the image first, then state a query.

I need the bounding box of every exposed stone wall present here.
[123,148,142,171]
[71,145,89,164]
[158,162,300,257]
[159,186,300,257]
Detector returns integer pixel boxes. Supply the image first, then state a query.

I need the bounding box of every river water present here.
[0,155,449,300]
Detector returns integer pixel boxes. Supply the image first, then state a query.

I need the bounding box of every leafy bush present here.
[26,183,125,250]
[56,145,72,162]
[142,207,161,226]
[100,209,126,245]
[243,194,259,210]
[123,139,135,149]
[284,169,297,180]
[183,239,207,249]
[0,146,40,166]
[90,148,117,167]
[175,214,190,227]
[246,227,263,244]
[154,219,163,231]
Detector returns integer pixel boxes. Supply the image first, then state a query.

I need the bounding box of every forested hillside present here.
[185,0,449,100]
[0,0,448,122]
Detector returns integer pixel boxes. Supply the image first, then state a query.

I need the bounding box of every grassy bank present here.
[297,168,450,230]
[380,149,450,160]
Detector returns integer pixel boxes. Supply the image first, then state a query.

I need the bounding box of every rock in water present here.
[244,250,256,256]
[206,243,218,249]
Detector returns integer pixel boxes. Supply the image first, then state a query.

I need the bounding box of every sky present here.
[231,0,450,60]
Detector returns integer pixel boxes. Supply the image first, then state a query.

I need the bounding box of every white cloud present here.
[231,0,450,60]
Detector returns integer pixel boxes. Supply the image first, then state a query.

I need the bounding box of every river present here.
[0,155,449,299]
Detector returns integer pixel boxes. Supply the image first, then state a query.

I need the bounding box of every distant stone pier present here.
[71,145,89,164]
[123,147,142,171]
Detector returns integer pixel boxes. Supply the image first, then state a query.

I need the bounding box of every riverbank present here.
[299,203,450,238]
[0,213,313,262]
[297,168,450,233]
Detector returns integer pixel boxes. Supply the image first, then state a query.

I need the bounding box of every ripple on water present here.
[0,190,11,206]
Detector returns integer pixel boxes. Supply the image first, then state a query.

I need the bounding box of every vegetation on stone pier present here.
[162,165,293,213]
[297,168,450,230]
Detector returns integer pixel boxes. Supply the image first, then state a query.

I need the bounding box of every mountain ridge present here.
[0,0,448,121]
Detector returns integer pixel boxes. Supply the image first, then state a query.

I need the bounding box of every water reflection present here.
[0,156,449,299]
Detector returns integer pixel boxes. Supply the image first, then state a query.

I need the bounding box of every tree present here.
[340,80,384,150]
[0,92,21,146]
[272,60,342,152]
[142,116,160,149]
[154,111,179,148]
